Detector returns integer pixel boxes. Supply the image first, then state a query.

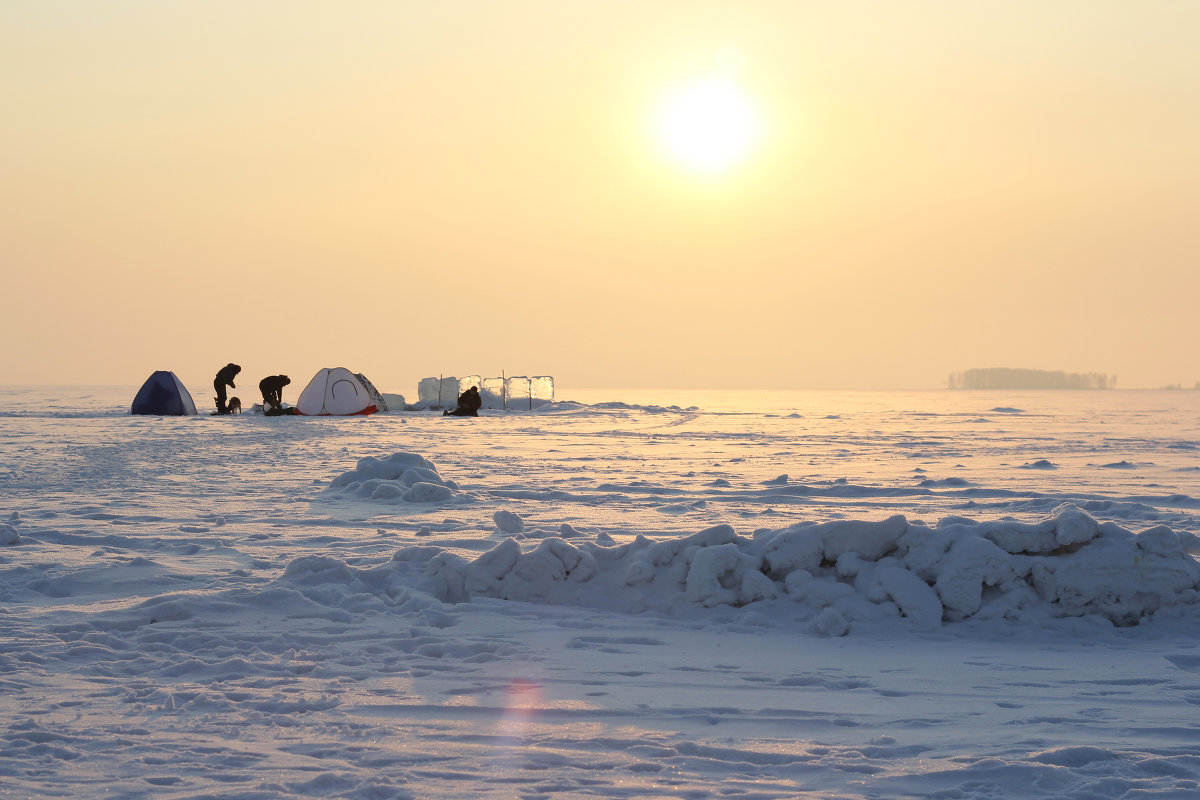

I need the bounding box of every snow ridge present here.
[408,505,1200,631]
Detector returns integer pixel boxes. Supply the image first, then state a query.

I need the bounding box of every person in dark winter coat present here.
[213,363,241,415]
[259,375,291,412]
[444,386,482,417]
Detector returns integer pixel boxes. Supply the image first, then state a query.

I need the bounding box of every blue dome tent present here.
[131,371,197,416]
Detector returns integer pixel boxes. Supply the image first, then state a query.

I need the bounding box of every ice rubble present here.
[410,504,1200,631]
[318,452,1200,632]
[324,452,467,504]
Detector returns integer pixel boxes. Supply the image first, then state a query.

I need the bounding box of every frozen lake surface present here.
[2,386,1199,799]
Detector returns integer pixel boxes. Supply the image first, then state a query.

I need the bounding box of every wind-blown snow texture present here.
[2,386,1200,799]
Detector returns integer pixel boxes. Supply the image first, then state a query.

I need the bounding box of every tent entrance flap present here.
[295,367,381,416]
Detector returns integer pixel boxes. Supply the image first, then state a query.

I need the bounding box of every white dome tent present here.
[294,368,386,416]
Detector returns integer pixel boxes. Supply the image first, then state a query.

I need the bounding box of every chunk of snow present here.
[810,607,850,636]
[872,565,943,629]
[493,510,525,534]
[325,452,464,505]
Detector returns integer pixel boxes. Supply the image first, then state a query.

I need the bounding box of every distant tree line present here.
[948,368,1116,390]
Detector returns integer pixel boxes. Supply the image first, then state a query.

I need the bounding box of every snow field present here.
[2,387,1199,799]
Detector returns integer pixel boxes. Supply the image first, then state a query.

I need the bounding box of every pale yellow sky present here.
[3,1,1198,391]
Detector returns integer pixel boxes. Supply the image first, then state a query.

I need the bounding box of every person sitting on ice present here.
[259,374,291,414]
[444,386,482,417]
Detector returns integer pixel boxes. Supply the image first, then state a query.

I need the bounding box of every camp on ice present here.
[130,368,554,416]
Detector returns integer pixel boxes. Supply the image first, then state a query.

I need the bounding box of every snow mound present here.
[493,509,525,534]
[411,505,1200,630]
[324,452,466,504]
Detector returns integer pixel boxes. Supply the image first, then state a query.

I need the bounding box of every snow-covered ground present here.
[2,385,1199,800]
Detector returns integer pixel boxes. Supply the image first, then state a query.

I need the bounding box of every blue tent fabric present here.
[131,371,197,416]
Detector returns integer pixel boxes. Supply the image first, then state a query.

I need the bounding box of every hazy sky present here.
[4,1,1198,392]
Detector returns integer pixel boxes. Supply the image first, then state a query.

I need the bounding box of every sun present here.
[654,75,762,177]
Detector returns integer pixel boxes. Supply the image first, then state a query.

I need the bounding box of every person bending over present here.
[213,363,241,415]
[444,385,482,417]
[259,374,291,413]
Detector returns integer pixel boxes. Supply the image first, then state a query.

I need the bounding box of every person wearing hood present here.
[444,385,482,417]
[213,363,241,415]
[259,374,291,413]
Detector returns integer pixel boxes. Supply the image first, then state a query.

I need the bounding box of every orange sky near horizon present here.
[3,1,1198,392]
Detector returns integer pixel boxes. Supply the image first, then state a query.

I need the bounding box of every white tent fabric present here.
[294,368,381,416]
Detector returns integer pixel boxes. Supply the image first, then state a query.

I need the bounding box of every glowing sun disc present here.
[655,77,761,176]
